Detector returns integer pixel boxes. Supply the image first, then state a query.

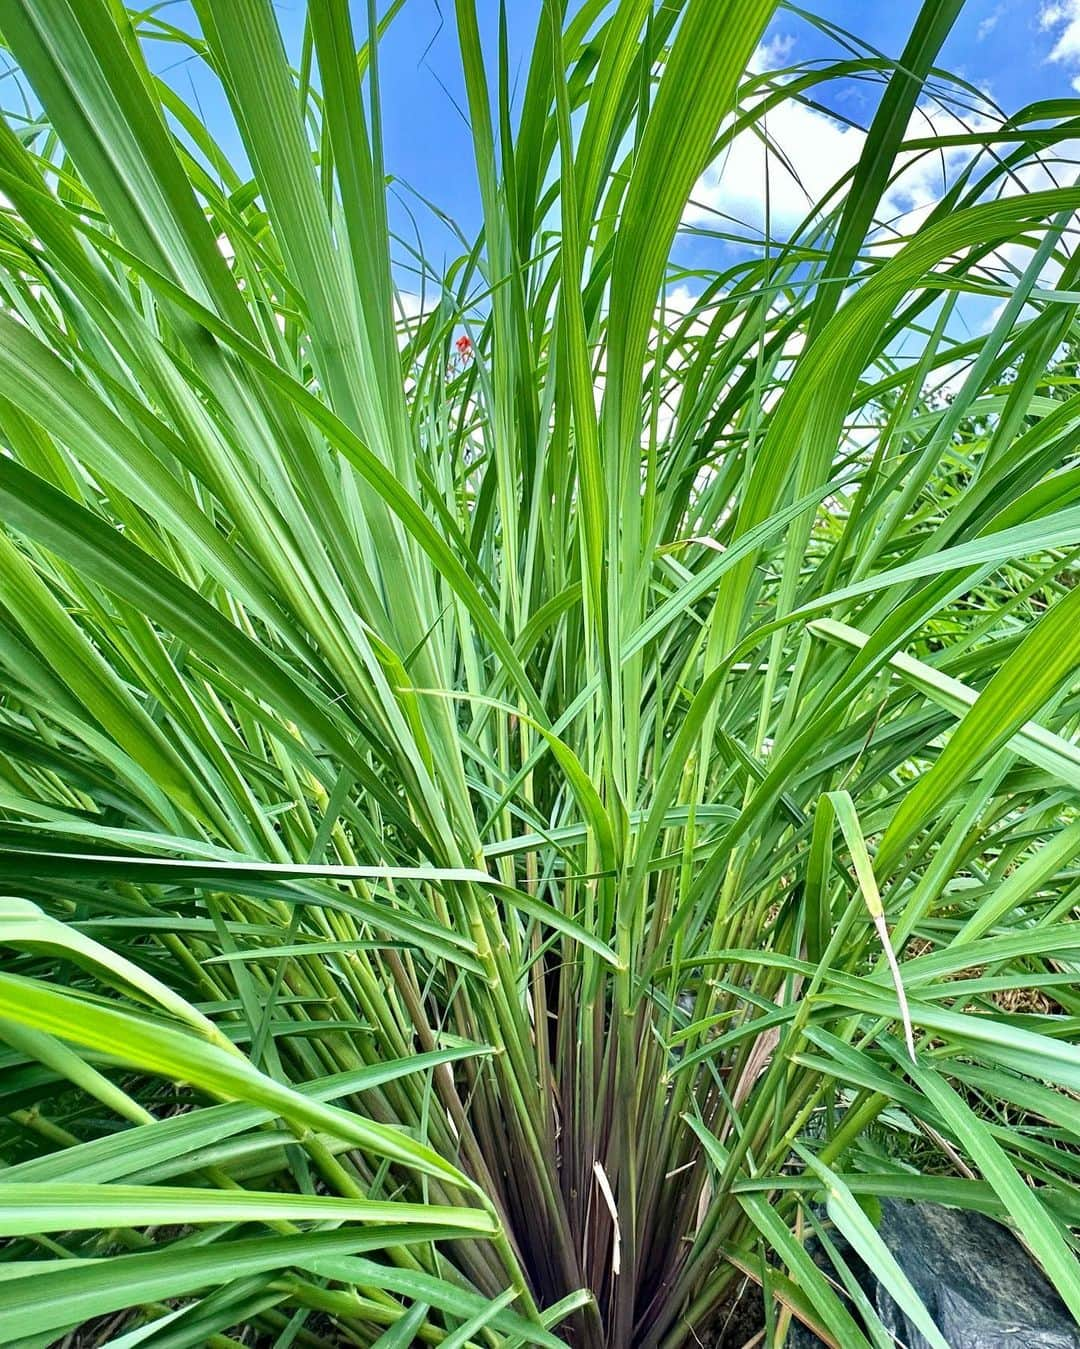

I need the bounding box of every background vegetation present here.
[0,0,1078,1345]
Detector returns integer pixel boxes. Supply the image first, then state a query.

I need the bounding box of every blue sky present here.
[138,1,1080,280]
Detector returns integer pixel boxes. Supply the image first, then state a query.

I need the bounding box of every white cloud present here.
[1040,1,1080,98]
[684,37,862,233]
[750,33,795,73]
[877,101,999,238]
[684,39,1000,247]
[394,288,433,322]
[672,32,1080,445]
[1042,0,1080,65]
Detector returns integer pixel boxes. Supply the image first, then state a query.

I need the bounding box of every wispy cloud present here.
[976,9,1001,40]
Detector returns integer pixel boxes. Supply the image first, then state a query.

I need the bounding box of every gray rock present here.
[791,1199,1080,1348]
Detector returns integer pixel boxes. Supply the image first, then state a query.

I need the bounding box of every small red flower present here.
[455,333,473,359]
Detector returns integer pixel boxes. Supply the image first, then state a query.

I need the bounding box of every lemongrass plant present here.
[0,0,1079,1345]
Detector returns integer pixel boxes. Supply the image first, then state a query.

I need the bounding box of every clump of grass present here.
[0,1,1078,1345]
